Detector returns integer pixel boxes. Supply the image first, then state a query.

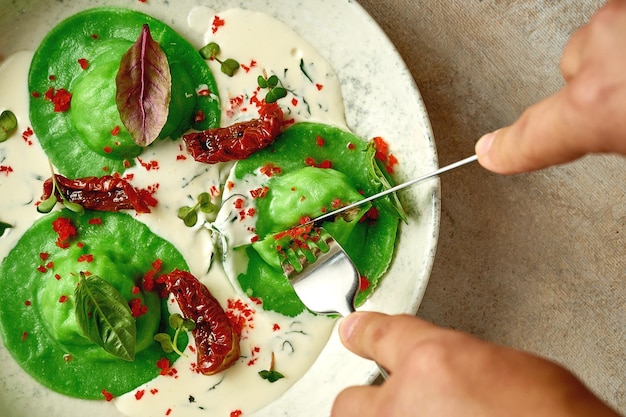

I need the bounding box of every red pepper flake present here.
[59,295,68,303]
[150,388,159,395]
[91,34,99,39]
[331,198,343,209]
[304,157,315,167]
[46,261,54,269]
[48,75,56,81]
[129,298,148,317]
[272,323,280,331]
[194,109,205,123]
[291,97,298,106]
[37,265,47,273]
[55,274,62,280]
[156,357,177,377]
[21,126,34,145]
[77,254,94,263]
[249,186,269,199]
[135,390,145,400]
[24,300,31,306]
[315,83,324,91]
[359,276,370,291]
[0,165,14,176]
[21,332,28,341]
[315,136,325,147]
[234,198,244,210]
[78,58,89,70]
[250,235,259,243]
[225,298,256,337]
[132,286,141,295]
[230,410,243,417]
[176,154,187,161]
[246,208,256,217]
[39,252,50,261]
[31,91,41,98]
[241,59,257,73]
[227,181,235,190]
[211,15,225,34]
[44,87,72,112]
[347,142,356,150]
[137,157,159,171]
[102,389,114,402]
[77,242,85,249]
[318,160,332,169]
[103,146,113,154]
[165,409,172,416]
[88,217,103,225]
[123,159,132,168]
[260,163,282,177]
[110,125,120,136]
[386,153,399,174]
[47,215,70,245]
[142,259,163,292]
[197,88,210,97]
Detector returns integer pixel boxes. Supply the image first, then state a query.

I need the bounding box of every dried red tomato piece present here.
[160,269,240,375]
[41,174,157,214]
[183,102,283,164]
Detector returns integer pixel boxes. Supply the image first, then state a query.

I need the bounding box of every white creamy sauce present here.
[0,7,350,417]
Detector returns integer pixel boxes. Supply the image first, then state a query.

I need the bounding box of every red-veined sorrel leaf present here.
[116,24,171,147]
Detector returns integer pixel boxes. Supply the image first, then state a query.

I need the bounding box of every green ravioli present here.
[232,123,402,316]
[28,7,220,178]
[0,210,188,399]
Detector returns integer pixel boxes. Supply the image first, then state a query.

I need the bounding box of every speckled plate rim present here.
[0,1,439,416]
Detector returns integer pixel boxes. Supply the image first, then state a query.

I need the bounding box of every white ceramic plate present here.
[0,1,439,416]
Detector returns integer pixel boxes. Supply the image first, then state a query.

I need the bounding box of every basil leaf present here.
[116,24,172,147]
[0,110,18,143]
[74,272,137,361]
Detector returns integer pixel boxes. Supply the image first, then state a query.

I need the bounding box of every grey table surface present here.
[358,0,625,414]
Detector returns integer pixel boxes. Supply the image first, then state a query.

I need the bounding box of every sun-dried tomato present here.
[41,174,157,214]
[160,269,240,375]
[183,102,283,164]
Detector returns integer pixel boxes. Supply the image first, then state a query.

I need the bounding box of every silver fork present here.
[279,227,390,379]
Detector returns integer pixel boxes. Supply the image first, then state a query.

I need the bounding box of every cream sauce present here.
[0,7,349,417]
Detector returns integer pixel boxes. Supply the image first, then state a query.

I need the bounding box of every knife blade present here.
[307,154,478,225]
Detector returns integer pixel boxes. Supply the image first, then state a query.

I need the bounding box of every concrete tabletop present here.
[358,0,625,413]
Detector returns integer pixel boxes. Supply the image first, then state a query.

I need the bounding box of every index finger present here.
[338,312,441,372]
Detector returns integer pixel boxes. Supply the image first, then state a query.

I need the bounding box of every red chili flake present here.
[132,286,141,295]
[137,157,159,171]
[386,153,399,174]
[109,125,120,136]
[46,261,54,269]
[37,265,47,273]
[197,88,210,97]
[52,217,76,249]
[165,409,172,416]
[246,208,256,217]
[225,298,256,337]
[103,146,113,154]
[0,165,14,176]
[318,160,332,169]
[250,235,259,243]
[129,298,148,317]
[249,297,263,305]
[44,87,72,112]
[291,97,298,106]
[59,295,68,303]
[241,59,257,73]
[249,186,269,199]
[272,323,280,331]
[77,254,94,263]
[156,357,177,376]
[226,181,235,190]
[347,142,356,150]
[31,91,41,98]
[102,389,114,402]
[88,217,103,225]
[260,163,282,177]
[39,252,49,261]
[142,259,163,292]
[24,300,31,306]
[150,388,159,395]
[135,390,145,400]
[212,15,226,34]
[78,58,89,70]
[77,242,85,249]
[359,276,370,291]
[22,126,34,145]
[55,274,62,280]
[123,159,131,168]
[21,332,28,341]
[315,136,325,147]
[176,154,187,161]
[91,34,99,39]
[195,109,205,123]
[230,410,243,417]
[304,157,315,167]
[331,198,343,209]
[315,83,324,91]
[234,198,244,209]
[48,75,56,81]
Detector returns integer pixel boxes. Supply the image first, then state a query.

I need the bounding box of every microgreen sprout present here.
[257,74,288,103]
[177,192,217,227]
[199,42,240,76]
[258,352,285,383]
[154,313,196,356]
[0,221,12,237]
[0,110,18,143]
[38,160,85,214]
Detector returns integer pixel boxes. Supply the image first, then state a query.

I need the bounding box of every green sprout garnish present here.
[177,192,217,227]
[38,160,84,214]
[0,221,12,237]
[0,110,18,143]
[257,74,288,103]
[199,42,240,77]
[154,313,196,356]
[258,352,285,383]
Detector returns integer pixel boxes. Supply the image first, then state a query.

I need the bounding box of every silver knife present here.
[308,154,478,225]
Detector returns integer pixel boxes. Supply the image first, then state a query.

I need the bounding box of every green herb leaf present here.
[258,369,285,383]
[154,333,175,353]
[0,110,18,143]
[0,221,12,237]
[267,75,279,88]
[63,200,85,214]
[177,206,198,227]
[257,75,268,88]
[74,272,137,361]
[116,24,172,147]
[37,196,58,214]
[266,87,287,104]
[221,58,240,77]
[199,42,220,60]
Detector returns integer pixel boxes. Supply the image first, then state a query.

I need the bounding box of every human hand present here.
[475,0,626,174]
[332,312,619,417]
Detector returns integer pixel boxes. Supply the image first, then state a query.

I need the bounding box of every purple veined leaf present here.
[116,24,172,147]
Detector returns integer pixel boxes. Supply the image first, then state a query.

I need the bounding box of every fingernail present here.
[475,132,496,156]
